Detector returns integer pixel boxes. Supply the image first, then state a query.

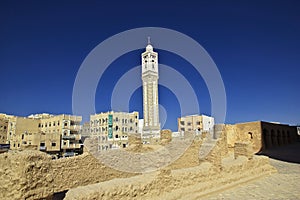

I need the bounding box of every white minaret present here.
[142,37,160,138]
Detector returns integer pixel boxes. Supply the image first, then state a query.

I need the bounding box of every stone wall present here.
[65,155,276,200]
[234,142,253,160]
[223,121,298,153]
[0,150,135,200]
[0,151,54,200]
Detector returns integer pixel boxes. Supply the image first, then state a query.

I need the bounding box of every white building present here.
[90,111,139,151]
[178,114,214,135]
[141,38,160,139]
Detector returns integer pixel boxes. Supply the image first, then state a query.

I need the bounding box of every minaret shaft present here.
[141,41,160,137]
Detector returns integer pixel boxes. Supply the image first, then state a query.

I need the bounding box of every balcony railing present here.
[40,146,46,151]
[62,134,80,140]
[62,143,81,149]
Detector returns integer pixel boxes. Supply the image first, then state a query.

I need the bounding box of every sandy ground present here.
[205,142,300,199]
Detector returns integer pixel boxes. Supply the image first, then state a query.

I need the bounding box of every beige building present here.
[90,111,139,151]
[0,117,8,144]
[178,114,215,134]
[224,121,298,153]
[5,113,82,157]
[80,122,90,137]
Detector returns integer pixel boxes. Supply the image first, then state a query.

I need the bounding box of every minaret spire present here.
[147,36,151,45]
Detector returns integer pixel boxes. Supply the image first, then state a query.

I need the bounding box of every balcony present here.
[62,143,81,149]
[40,146,46,151]
[69,125,81,131]
[62,134,81,140]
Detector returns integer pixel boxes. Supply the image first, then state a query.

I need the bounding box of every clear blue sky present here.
[0,0,299,130]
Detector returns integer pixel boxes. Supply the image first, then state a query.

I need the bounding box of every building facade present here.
[90,111,139,151]
[4,113,82,157]
[0,116,8,144]
[178,114,215,134]
[141,38,160,138]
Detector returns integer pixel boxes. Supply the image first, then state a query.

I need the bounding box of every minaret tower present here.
[142,37,160,138]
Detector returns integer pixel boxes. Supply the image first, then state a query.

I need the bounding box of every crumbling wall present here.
[0,150,135,200]
[166,137,202,170]
[160,129,172,145]
[51,152,135,193]
[65,155,276,200]
[234,142,253,160]
[0,151,54,200]
[201,131,228,170]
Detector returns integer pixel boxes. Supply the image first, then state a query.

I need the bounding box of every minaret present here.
[142,37,160,138]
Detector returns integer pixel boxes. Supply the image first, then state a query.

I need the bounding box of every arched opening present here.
[277,130,281,146]
[248,132,253,139]
[287,131,291,143]
[282,130,286,145]
[263,129,268,149]
[271,129,277,147]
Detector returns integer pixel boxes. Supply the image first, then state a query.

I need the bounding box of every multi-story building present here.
[90,111,139,151]
[178,114,215,134]
[5,113,82,157]
[80,122,90,137]
[0,116,8,144]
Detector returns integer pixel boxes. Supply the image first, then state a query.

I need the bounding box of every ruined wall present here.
[166,137,202,170]
[0,150,135,200]
[261,122,298,150]
[65,155,276,200]
[0,151,54,200]
[234,121,262,152]
[51,152,136,193]
[234,142,253,159]
[224,121,298,153]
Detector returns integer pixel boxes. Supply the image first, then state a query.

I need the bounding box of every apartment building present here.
[80,122,90,137]
[178,114,214,134]
[90,111,139,151]
[0,116,8,144]
[5,113,82,157]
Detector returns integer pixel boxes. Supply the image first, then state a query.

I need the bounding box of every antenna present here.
[147,36,151,45]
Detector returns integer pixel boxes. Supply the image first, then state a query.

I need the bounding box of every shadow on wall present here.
[257,121,299,163]
[257,141,300,164]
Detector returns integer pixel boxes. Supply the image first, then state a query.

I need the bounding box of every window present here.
[181,128,185,131]
[18,143,20,147]
[58,121,60,126]
[38,123,41,128]
[64,122,68,127]
[196,121,201,125]
[51,142,56,147]
[187,122,192,126]
[115,134,119,139]
[53,122,55,126]
[45,123,47,127]
[180,121,185,125]
[4,126,6,129]
[40,142,45,147]
[49,122,51,127]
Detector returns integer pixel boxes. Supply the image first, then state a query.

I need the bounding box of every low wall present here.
[0,150,135,200]
[65,155,276,200]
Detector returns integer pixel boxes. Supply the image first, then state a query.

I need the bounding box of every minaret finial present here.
[147,36,151,45]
